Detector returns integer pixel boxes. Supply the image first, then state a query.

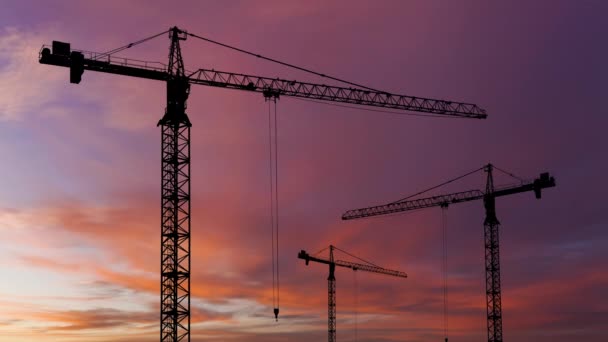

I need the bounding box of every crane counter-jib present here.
[40,44,168,82]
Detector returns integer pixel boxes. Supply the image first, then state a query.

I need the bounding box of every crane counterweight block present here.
[52,40,70,56]
[533,172,555,199]
[298,250,311,265]
[70,51,85,84]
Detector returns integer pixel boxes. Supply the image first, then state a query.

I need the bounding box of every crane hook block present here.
[273,307,279,321]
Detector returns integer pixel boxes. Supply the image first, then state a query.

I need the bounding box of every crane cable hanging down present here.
[353,268,359,342]
[267,96,280,321]
[441,206,449,342]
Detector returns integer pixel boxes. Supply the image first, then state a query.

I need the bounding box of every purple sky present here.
[0,1,606,341]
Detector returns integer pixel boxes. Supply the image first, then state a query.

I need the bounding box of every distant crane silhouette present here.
[39,26,486,341]
[342,163,556,342]
[298,245,408,342]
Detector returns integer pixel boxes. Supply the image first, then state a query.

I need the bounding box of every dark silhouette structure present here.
[342,163,556,342]
[298,245,407,342]
[39,26,487,342]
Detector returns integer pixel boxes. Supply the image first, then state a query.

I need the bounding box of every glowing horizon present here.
[0,1,606,341]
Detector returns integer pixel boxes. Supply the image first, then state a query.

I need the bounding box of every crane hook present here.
[273,307,279,321]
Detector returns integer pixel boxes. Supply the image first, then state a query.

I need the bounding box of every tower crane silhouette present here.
[39,26,487,342]
[342,163,556,342]
[298,245,408,342]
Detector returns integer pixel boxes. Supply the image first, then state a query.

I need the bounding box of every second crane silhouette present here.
[298,245,408,342]
[342,164,556,342]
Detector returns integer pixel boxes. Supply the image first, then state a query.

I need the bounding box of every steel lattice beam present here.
[484,219,503,342]
[160,119,191,341]
[328,264,336,342]
[38,49,488,119]
[188,69,487,118]
[160,27,191,342]
[159,118,191,341]
[342,190,485,220]
[483,171,502,342]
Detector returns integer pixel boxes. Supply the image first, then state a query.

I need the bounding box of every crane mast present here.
[38,26,486,342]
[483,164,502,342]
[342,164,555,342]
[298,246,407,342]
[158,27,191,342]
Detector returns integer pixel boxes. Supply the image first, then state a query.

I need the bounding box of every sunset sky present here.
[0,1,606,341]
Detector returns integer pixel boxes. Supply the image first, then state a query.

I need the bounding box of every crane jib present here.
[341,172,556,220]
[39,42,487,118]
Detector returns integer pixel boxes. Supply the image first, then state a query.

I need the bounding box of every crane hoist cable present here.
[441,206,449,342]
[268,97,280,321]
[274,99,280,321]
[353,268,359,342]
[268,98,276,319]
